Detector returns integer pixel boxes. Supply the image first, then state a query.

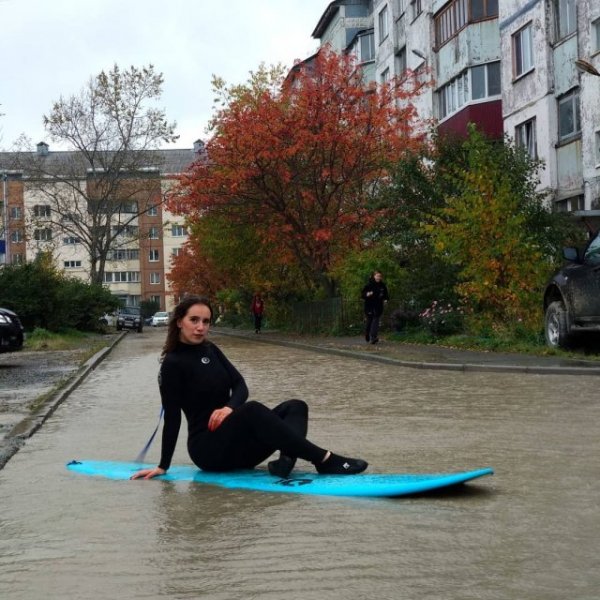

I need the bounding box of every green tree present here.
[0,253,119,331]
[424,126,580,333]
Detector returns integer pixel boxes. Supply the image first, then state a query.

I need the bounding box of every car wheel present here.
[545,301,569,348]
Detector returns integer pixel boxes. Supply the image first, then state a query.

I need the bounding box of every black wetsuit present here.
[157,341,326,472]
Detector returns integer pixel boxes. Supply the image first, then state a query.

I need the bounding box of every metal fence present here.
[282,298,367,335]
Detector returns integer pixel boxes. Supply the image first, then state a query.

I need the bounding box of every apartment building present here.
[0,142,199,312]
[309,0,600,225]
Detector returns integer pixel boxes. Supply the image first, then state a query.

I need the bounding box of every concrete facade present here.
[309,0,600,225]
[0,145,197,312]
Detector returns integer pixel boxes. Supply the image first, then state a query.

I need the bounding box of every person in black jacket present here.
[361,271,389,344]
[131,295,368,481]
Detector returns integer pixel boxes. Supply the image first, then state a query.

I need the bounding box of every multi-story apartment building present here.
[308,0,600,226]
[0,142,200,311]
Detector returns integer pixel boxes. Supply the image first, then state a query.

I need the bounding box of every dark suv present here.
[0,307,25,352]
[543,230,600,348]
[116,307,143,333]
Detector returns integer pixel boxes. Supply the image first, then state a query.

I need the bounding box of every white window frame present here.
[33,204,51,218]
[9,206,21,220]
[147,205,158,217]
[378,5,389,44]
[411,0,422,20]
[558,89,581,141]
[359,31,375,62]
[34,228,52,242]
[171,224,187,237]
[172,247,181,257]
[595,130,600,165]
[10,229,24,243]
[594,18,600,53]
[148,226,160,240]
[150,272,161,285]
[555,0,576,40]
[396,47,407,75]
[515,118,537,159]
[63,260,82,268]
[513,23,534,78]
[149,249,159,262]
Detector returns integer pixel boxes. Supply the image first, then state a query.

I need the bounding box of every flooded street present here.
[1,330,599,599]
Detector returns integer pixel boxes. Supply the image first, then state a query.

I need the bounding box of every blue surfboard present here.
[66,460,493,498]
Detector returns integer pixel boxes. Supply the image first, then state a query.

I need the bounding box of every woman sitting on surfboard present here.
[131,295,367,480]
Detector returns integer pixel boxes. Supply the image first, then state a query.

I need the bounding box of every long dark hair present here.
[162,295,213,357]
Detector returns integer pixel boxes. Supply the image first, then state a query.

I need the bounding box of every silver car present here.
[151,311,170,327]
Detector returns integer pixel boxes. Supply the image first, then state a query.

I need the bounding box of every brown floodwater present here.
[0,330,598,599]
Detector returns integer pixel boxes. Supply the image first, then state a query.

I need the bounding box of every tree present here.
[170,48,426,297]
[12,64,178,284]
[423,126,581,333]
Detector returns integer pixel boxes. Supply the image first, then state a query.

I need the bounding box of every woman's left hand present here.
[208,406,233,432]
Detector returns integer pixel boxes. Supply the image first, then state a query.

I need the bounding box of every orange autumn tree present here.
[171,48,427,297]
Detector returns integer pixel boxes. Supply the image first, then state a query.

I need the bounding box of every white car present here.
[151,311,169,327]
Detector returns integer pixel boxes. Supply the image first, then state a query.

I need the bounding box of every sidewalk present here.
[215,328,600,376]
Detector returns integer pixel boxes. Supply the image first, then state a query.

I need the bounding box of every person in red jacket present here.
[250,293,265,333]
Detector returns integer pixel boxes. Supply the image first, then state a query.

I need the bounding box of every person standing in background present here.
[361,271,389,344]
[251,293,265,334]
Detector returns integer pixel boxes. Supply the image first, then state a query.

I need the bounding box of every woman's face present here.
[178,303,212,345]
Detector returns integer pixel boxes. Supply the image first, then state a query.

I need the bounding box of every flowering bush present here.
[419,300,464,335]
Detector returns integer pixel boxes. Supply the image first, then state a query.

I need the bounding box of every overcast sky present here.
[0,0,327,151]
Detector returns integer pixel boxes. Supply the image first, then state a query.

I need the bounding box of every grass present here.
[24,328,117,362]
[387,327,600,361]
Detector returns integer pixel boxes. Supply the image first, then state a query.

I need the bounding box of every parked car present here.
[116,307,143,333]
[0,307,25,352]
[543,230,600,348]
[151,311,170,327]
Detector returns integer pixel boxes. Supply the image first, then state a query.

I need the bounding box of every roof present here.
[0,147,199,178]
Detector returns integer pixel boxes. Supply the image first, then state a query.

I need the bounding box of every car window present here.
[583,234,600,265]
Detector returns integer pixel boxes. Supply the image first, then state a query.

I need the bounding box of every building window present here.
[471,0,498,21]
[10,229,24,243]
[435,0,468,47]
[147,205,158,216]
[9,206,22,220]
[378,5,389,43]
[594,18,600,53]
[150,272,161,284]
[107,248,139,261]
[438,71,469,119]
[395,0,406,15]
[63,236,81,245]
[171,224,187,237]
[515,118,537,159]
[555,195,584,212]
[411,0,422,20]
[396,47,407,74]
[64,260,82,268]
[112,225,139,237]
[558,90,581,141]
[148,226,160,240]
[471,61,501,100]
[172,247,181,257]
[380,68,390,84]
[513,23,534,77]
[34,228,52,241]
[595,131,600,164]
[150,295,161,306]
[359,31,375,62]
[120,200,138,214]
[33,204,51,218]
[149,249,159,262]
[104,271,141,283]
[555,0,576,40]
[11,254,24,265]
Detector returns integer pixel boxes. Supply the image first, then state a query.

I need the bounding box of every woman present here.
[131,295,367,480]
[361,270,389,344]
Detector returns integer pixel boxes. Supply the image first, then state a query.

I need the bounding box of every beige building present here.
[0,142,200,312]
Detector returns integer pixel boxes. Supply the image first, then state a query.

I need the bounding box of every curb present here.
[214,329,600,376]
[0,332,127,470]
